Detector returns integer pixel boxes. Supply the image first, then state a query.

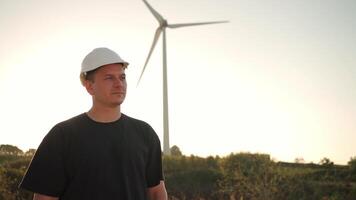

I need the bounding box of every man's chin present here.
[109,100,125,107]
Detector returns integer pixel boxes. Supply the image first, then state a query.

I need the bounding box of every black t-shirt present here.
[20,113,164,200]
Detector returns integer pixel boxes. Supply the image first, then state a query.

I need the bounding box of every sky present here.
[0,0,355,165]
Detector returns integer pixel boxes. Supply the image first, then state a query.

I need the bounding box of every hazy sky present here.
[0,0,355,164]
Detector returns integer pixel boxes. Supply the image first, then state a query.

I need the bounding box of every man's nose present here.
[113,78,124,87]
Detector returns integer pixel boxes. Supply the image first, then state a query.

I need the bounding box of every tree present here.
[24,149,36,157]
[0,145,23,156]
[163,155,222,199]
[348,156,356,180]
[219,153,280,200]
[295,157,305,164]
[319,157,334,166]
[0,158,32,200]
[348,156,356,169]
[170,145,182,157]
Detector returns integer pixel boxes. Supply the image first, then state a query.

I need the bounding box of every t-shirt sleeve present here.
[20,125,67,197]
[145,125,164,188]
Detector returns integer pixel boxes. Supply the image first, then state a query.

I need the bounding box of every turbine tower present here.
[138,0,228,155]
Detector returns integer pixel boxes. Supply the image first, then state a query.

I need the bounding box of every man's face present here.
[85,63,127,108]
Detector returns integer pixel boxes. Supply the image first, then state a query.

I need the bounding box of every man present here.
[20,47,168,200]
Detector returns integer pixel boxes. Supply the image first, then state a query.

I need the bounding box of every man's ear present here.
[84,80,94,95]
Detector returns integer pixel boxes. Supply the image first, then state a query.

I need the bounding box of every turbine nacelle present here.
[160,20,168,28]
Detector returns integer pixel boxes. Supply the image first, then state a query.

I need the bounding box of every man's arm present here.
[33,193,59,200]
[147,181,168,200]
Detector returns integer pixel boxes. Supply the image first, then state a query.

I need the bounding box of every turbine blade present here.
[142,0,164,23]
[168,20,229,28]
[137,27,163,86]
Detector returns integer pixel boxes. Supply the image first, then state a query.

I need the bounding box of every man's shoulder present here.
[123,114,149,126]
[40,113,87,143]
[123,114,159,143]
[55,113,88,129]
[122,114,155,132]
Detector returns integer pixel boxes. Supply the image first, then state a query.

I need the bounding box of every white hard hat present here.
[81,47,129,73]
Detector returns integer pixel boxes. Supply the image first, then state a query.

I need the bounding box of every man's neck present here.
[87,105,122,123]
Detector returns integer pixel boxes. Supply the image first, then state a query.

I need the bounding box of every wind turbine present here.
[138,0,228,155]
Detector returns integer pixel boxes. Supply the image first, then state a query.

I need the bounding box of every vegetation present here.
[1,144,356,200]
